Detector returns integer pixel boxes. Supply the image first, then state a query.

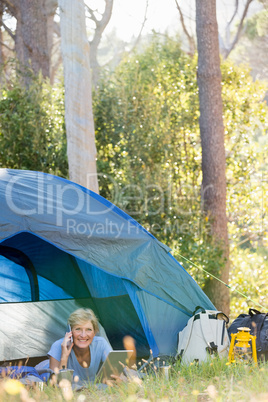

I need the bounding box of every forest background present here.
[0,0,267,319]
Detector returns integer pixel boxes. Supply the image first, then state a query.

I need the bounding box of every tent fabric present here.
[0,299,111,361]
[0,168,215,361]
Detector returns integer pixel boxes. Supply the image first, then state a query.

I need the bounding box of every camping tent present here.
[0,168,215,362]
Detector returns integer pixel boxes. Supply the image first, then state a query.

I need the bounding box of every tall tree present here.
[17,0,49,81]
[195,0,230,314]
[0,0,57,85]
[59,0,98,192]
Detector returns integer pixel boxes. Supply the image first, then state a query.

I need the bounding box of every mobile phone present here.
[66,324,73,345]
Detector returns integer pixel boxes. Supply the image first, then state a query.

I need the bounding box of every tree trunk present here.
[195,0,230,315]
[0,3,4,72]
[15,0,50,84]
[59,0,99,192]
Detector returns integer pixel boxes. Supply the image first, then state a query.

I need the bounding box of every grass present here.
[1,358,268,401]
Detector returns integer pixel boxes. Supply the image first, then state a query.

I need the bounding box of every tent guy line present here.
[177,253,268,312]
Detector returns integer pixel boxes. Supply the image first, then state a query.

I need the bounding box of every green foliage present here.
[221,61,268,259]
[94,34,268,301]
[244,9,268,40]
[0,73,68,177]
[94,36,217,288]
[229,246,268,318]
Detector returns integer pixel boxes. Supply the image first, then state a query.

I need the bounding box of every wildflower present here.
[206,384,218,399]
[59,379,73,401]
[4,379,24,395]
[77,395,87,402]
[191,390,199,396]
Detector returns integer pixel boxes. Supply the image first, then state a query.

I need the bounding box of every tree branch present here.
[225,0,239,48]
[85,4,98,24]
[174,0,195,55]
[89,0,114,86]
[0,19,15,40]
[98,0,148,77]
[230,233,256,249]
[53,20,60,37]
[224,0,254,59]
[129,0,148,52]
[90,0,113,55]
[0,39,14,51]
[228,0,239,26]
[2,0,19,17]
[95,0,113,32]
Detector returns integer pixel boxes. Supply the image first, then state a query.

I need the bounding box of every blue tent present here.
[0,168,214,362]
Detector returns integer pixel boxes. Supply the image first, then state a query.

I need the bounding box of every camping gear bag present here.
[228,308,268,361]
[176,306,230,364]
[0,366,50,383]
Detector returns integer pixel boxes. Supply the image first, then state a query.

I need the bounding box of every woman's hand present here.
[105,373,127,386]
[108,368,142,386]
[61,331,74,358]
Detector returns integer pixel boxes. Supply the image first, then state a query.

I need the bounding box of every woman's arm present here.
[49,331,73,370]
[49,355,61,371]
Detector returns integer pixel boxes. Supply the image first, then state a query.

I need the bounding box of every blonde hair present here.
[68,308,99,333]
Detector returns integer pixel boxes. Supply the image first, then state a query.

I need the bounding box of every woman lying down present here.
[48,308,112,383]
[45,308,138,386]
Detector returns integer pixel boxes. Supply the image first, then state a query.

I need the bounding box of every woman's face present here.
[72,320,95,349]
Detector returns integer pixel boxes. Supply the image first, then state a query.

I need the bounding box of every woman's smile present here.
[72,321,95,348]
